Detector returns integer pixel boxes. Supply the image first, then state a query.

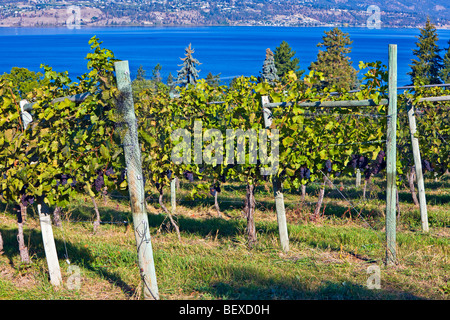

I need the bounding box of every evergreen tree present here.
[177,43,201,86]
[152,63,162,83]
[260,48,279,83]
[308,27,357,91]
[408,17,443,85]
[136,65,146,81]
[167,72,174,87]
[132,65,153,101]
[274,41,304,79]
[439,40,450,84]
[206,72,221,87]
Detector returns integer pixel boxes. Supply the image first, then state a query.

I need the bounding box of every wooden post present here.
[38,203,62,286]
[406,100,429,232]
[171,178,176,213]
[262,96,289,253]
[356,169,361,187]
[386,44,397,266]
[115,60,159,300]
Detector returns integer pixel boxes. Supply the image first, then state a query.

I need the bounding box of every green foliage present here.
[408,17,443,85]
[0,67,48,99]
[399,86,450,179]
[137,61,389,199]
[309,28,357,91]
[0,36,124,208]
[273,41,304,79]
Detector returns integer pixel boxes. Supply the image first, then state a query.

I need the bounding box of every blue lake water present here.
[1,26,450,86]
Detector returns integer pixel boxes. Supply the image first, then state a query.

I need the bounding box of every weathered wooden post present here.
[262,96,289,253]
[356,169,361,187]
[115,60,159,300]
[386,44,397,266]
[171,178,176,213]
[406,100,429,232]
[38,202,62,286]
[20,100,62,286]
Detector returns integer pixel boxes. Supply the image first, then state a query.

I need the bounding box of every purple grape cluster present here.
[209,184,221,196]
[325,160,332,173]
[299,167,311,179]
[183,171,194,182]
[94,172,104,192]
[422,160,433,172]
[20,194,34,207]
[105,167,114,177]
[350,155,369,170]
[364,150,386,179]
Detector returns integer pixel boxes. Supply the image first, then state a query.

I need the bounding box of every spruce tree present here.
[206,72,221,87]
[408,17,443,85]
[152,63,162,83]
[136,65,146,81]
[167,72,174,87]
[177,43,201,86]
[260,48,279,83]
[274,41,304,79]
[308,28,357,91]
[439,40,450,84]
[132,65,153,101]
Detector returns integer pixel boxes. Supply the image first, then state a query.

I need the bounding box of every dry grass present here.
[0,176,449,300]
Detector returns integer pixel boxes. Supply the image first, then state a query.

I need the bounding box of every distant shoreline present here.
[2,24,446,30]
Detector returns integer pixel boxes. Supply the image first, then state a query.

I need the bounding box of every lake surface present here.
[1,26,450,86]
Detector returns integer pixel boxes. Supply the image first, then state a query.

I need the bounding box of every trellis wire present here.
[318,169,385,243]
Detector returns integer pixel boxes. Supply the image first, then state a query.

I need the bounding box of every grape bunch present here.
[299,167,311,179]
[422,159,433,172]
[350,155,369,170]
[20,194,35,207]
[325,160,332,173]
[56,174,68,187]
[364,150,386,179]
[94,171,105,192]
[358,156,369,169]
[209,184,221,197]
[105,167,114,177]
[183,171,194,182]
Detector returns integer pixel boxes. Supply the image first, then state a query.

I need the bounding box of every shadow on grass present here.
[0,225,136,298]
[195,265,422,300]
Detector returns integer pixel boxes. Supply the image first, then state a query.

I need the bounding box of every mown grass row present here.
[0,175,449,300]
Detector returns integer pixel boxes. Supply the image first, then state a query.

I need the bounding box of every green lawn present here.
[0,175,449,300]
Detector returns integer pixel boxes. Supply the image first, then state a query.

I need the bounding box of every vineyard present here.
[0,38,449,300]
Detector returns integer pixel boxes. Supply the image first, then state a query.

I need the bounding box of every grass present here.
[0,174,449,300]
